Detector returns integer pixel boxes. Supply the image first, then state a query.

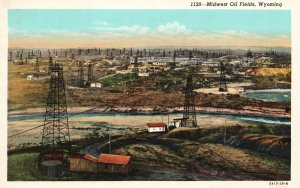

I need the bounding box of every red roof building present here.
[68,153,131,174]
[146,122,167,132]
[69,154,98,173]
[83,154,98,163]
[97,154,131,174]
[98,154,131,165]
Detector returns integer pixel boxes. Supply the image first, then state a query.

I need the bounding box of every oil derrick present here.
[246,49,253,58]
[87,63,93,82]
[130,48,133,56]
[9,51,12,61]
[71,53,75,60]
[65,51,67,57]
[139,50,143,58]
[39,51,42,58]
[48,57,53,74]
[35,57,39,72]
[183,74,197,127]
[205,52,208,61]
[110,51,113,60]
[170,51,176,69]
[16,50,19,57]
[77,62,84,87]
[189,51,192,61]
[98,48,101,55]
[28,52,31,59]
[41,62,70,150]
[20,53,23,61]
[132,51,139,73]
[219,62,227,92]
[163,50,165,57]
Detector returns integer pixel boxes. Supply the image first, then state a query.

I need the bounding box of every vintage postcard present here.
[1,0,299,187]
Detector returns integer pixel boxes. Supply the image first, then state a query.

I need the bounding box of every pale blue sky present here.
[8,10,291,48]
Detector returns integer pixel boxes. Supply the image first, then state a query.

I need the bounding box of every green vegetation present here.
[8,153,42,181]
[98,73,138,86]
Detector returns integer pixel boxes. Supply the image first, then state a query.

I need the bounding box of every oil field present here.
[7,9,291,181]
[7,46,291,180]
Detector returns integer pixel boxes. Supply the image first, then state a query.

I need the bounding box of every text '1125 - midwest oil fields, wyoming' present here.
[7,10,291,181]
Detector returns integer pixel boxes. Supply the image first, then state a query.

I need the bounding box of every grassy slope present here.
[7,125,290,181]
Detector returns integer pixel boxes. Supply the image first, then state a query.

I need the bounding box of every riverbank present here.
[8,105,291,118]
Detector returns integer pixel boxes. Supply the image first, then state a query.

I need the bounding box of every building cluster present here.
[69,153,131,174]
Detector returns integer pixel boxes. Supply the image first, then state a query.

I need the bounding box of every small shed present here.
[90,82,103,88]
[26,75,35,80]
[147,122,167,133]
[69,154,98,173]
[98,154,131,174]
[235,87,245,93]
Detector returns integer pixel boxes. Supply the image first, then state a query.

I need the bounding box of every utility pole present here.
[224,120,227,145]
[109,134,111,154]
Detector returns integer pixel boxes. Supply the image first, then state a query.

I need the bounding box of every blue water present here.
[243,89,291,102]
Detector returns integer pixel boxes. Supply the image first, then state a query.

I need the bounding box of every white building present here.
[138,72,150,77]
[90,82,103,88]
[147,122,167,133]
[26,73,49,80]
[235,87,245,93]
[152,61,168,66]
[167,121,181,128]
[26,75,35,80]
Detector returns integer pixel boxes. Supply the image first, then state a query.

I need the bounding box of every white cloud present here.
[96,24,149,35]
[9,22,291,48]
[157,21,192,35]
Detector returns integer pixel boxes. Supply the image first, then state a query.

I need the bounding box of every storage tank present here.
[41,160,63,177]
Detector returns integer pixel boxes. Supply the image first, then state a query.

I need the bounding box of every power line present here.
[8,106,101,139]
[8,124,45,138]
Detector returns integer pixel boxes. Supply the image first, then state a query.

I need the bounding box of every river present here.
[243,89,291,102]
[8,112,290,147]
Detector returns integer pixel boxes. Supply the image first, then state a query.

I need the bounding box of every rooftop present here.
[147,122,167,128]
[98,154,131,165]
